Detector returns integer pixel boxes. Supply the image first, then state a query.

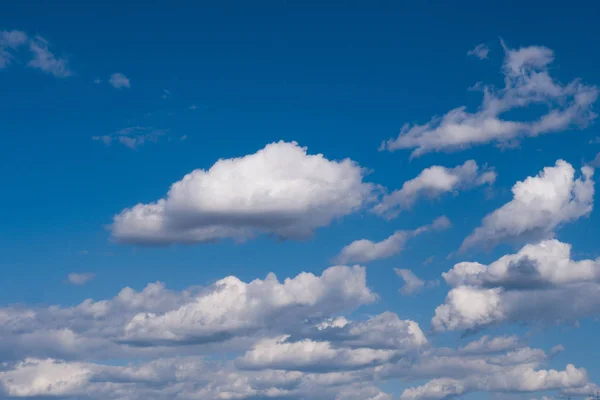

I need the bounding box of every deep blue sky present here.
[1,1,599,399]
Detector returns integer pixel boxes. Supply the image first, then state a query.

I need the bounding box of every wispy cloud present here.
[161,89,171,99]
[1,30,71,77]
[67,272,95,285]
[27,36,71,77]
[93,127,166,149]
[467,43,490,59]
[109,72,130,89]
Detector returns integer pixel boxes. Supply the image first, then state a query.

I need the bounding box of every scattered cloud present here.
[590,152,600,168]
[374,160,496,219]
[67,273,95,285]
[461,160,594,251]
[111,141,376,245]
[0,30,71,77]
[189,104,198,110]
[161,89,170,99]
[467,43,490,59]
[108,72,130,89]
[381,41,598,157]
[92,126,166,149]
[433,239,600,331]
[395,268,438,295]
[334,216,450,264]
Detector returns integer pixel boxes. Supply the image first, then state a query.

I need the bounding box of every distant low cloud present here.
[467,43,490,59]
[67,272,95,285]
[334,216,450,264]
[109,72,130,89]
[381,40,598,157]
[0,29,71,77]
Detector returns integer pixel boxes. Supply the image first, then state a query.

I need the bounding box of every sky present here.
[1,0,600,399]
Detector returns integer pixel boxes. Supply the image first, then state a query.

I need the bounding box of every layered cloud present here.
[111,141,376,245]
[433,239,600,331]
[373,160,495,219]
[0,265,596,399]
[0,29,71,77]
[334,216,450,264]
[381,42,598,157]
[461,160,594,251]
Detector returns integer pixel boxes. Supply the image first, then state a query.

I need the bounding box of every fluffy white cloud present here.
[121,265,376,346]
[237,335,397,372]
[111,141,376,245]
[334,216,450,264]
[467,43,490,59]
[433,239,600,331]
[108,72,130,88]
[0,30,71,76]
[303,312,427,351]
[381,41,598,157]
[374,160,495,218]
[461,160,594,251]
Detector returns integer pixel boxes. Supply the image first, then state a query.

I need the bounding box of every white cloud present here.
[467,43,490,59]
[461,160,594,251]
[109,72,130,89]
[433,239,600,331]
[121,265,376,346]
[381,41,598,157]
[395,269,438,295]
[0,30,28,68]
[67,273,95,285]
[1,30,71,77]
[374,160,495,218]
[111,141,376,245]
[93,126,166,149]
[27,36,71,77]
[334,216,450,264]
[237,335,397,372]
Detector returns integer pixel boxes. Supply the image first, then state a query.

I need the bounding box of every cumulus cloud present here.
[381,41,598,157]
[374,160,495,218]
[237,335,398,372]
[121,265,376,346]
[0,265,595,400]
[461,160,594,251]
[93,126,166,149]
[467,43,490,59]
[433,239,600,331]
[67,272,95,285]
[0,30,71,76]
[334,216,450,264]
[108,72,130,89]
[111,141,376,245]
[395,269,438,295]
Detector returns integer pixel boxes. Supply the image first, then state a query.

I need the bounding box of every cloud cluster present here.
[111,141,376,245]
[0,29,71,77]
[433,239,600,331]
[381,41,598,157]
[461,160,594,251]
[374,160,495,218]
[0,263,596,399]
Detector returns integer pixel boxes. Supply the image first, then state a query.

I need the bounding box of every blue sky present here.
[1,1,600,399]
